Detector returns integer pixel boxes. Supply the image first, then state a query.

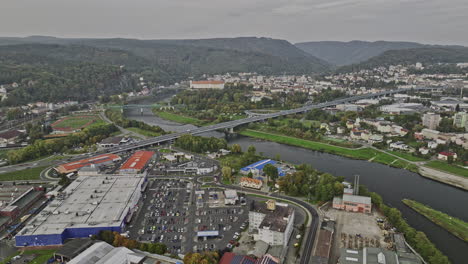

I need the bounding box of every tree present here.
[222,166,232,183]
[447,155,454,164]
[263,164,279,183]
[247,145,256,155]
[231,144,242,154]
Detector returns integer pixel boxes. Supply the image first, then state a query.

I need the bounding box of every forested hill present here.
[295,40,426,66]
[336,46,468,72]
[0,44,139,105]
[148,37,330,71]
[0,36,331,75]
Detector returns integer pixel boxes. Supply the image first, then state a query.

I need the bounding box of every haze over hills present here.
[295,40,465,66]
[336,46,468,72]
[1,36,468,105]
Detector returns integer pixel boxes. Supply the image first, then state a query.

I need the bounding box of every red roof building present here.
[119,151,154,174]
[437,151,458,161]
[55,154,121,174]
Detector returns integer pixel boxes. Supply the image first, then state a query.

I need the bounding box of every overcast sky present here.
[2,0,468,45]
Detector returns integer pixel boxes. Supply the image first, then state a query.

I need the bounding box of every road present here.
[98,111,149,139]
[216,181,319,264]
[93,87,435,155]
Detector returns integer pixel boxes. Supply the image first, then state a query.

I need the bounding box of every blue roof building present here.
[240,159,286,177]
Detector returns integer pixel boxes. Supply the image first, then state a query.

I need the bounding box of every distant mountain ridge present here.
[337,46,468,72]
[0,36,331,74]
[294,40,464,66]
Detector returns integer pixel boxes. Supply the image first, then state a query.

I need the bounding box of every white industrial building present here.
[224,189,238,205]
[190,80,225,89]
[15,174,146,247]
[248,200,295,247]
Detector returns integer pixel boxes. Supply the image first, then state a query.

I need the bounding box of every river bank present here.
[403,199,468,242]
[239,129,468,191]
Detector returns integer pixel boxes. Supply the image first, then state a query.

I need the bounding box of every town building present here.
[15,174,146,247]
[55,154,121,175]
[422,113,441,130]
[0,185,45,233]
[0,129,24,147]
[332,194,372,214]
[119,151,154,174]
[224,189,238,205]
[65,240,182,264]
[240,159,287,177]
[240,177,263,190]
[437,151,457,161]
[249,200,295,247]
[219,252,279,264]
[190,80,225,89]
[97,136,131,148]
[453,112,468,129]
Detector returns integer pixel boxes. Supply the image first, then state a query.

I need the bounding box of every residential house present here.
[437,151,457,161]
[0,130,23,147]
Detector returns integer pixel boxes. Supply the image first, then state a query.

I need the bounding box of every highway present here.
[99,87,433,154]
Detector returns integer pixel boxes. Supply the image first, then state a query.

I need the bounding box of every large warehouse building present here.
[15,174,146,247]
[119,151,154,174]
[189,80,225,89]
[55,154,121,174]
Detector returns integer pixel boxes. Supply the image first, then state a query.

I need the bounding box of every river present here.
[125,97,468,263]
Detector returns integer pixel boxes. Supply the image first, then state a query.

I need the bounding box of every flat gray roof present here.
[343,194,371,205]
[17,174,144,236]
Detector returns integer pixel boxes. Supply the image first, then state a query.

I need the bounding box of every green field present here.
[387,150,426,162]
[154,111,206,126]
[403,199,468,242]
[241,129,381,160]
[127,127,162,137]
[0,166,48,181]
[240,129,418,170]
[425,161,468,177]
[52,115,104,130]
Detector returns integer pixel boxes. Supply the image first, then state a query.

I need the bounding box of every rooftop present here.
[250,201,294,233]
[56,154,121,174]
[191,80,224,85]
[0,129,23,140]
[343,194,371,205]
[241,159,276,172]
[119,151,154,171]
[17,174,144,237]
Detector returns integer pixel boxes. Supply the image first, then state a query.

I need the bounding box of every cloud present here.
[0,0,467,45]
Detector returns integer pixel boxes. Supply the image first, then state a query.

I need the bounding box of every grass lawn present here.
[0,166,48,181]
[403,199,468,242]
[154,111,206,126]
[1,249,55,264]
[387,150,426,162]
[127,127,162,137]
[425,161,468,177]
[240,129,379,160]
[373,154,398,164]
[158,148,172,153]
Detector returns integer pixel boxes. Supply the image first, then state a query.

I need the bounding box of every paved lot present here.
[325,208,389,264]
[127,179,249,255]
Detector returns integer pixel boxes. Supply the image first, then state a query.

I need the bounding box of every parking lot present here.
[127,179,249,255]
